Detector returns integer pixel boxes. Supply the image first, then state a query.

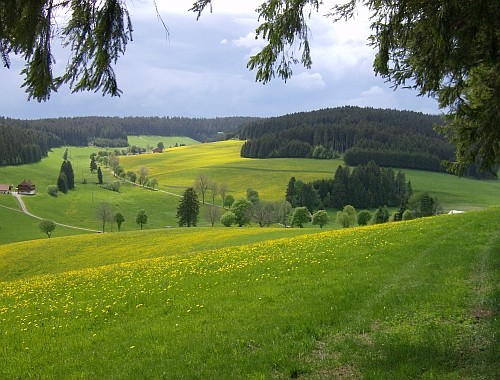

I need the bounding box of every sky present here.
[0,1,441,120]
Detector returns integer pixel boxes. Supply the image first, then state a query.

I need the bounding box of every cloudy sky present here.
[0,1,441,119]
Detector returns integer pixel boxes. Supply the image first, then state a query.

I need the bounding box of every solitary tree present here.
[209,181,218,205]
[290,207,311,228]
[114,212,125,231]
[97,166,103,185]
[205,205,221,227]
[90,157,98,173]
[39,220,56,238]
[219,183,228,208]
[157,142,165,152]
[177,188,200,227]
[96,202,114,232]
[312,210,329,228]
[224,194,235,209]
[136,209,148,230]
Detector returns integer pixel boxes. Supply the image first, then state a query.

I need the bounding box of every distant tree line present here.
[239,107,456,173]
[0,115,256,167]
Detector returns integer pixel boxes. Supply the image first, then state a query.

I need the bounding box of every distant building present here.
[17,179,36,195]
[0,184,12,194]
[152,147,163,153]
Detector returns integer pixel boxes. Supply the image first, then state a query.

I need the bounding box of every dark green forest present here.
[239,106,455,173]
[0,116,255,166]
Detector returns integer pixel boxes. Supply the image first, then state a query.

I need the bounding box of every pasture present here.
[0,140,499,245]
[0,208,498,378]
[127,135,199,149]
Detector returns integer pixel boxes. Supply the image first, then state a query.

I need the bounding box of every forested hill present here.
[0,116,256,166]
[239,106,455,172]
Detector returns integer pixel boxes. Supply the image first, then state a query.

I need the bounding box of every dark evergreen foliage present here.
[60,160,75,190]
[57,172,68,194]
[291,161,410,210]
[0,116,257,167]
[176,188,200,227]
[239,107,458,173]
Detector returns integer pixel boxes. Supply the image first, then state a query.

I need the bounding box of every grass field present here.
[127,135,199,150]
[0,140,499,245]
[1,208,498,378]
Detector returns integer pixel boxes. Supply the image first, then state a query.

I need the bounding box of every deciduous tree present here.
[114,212,125,231]
[39,219,56,238]
[136,209,148,230]
[231,199,254,227]
[96,202,113,232]
[194,174,209,204]
[290,206,311,228]
[312,209,329,228]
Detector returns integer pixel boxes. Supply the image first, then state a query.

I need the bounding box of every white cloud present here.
[0,2,440,119]
[290,72,326,91]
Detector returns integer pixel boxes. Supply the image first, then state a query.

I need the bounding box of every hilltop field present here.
[0,139,499,244]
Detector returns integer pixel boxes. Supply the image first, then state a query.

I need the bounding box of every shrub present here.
[220,211,236,227]
[402,210,414,220]
[357,210,371,226]
[47,185,58,197]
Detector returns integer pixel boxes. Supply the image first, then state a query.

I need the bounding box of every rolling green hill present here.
[0,208,498,378]
[1,140,499,245]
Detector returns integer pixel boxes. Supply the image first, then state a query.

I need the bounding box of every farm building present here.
[17,179,36,195]
[0,184,12,194]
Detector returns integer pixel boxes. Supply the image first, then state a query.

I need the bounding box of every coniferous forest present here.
[0,108,495,178]
[0,116,255,166]
[239,107,455,172]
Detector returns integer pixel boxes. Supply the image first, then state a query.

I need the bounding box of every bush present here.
[402,209,414,220]
[47,185,58,197]
[357,210,372,226]
[220,211,236,227]
[101,181,120,192]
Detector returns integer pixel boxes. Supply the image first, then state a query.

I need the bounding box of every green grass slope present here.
[1,141,499,245]
[1,208,498,379]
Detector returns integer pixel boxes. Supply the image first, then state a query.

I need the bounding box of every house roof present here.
[0,184,11,191]
[18,179,35,188]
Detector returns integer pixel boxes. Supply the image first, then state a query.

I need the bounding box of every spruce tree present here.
[97,166,103,185]
[57,172,68,194]
[176,188,200,227]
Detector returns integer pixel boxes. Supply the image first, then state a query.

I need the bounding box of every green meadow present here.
[0,209,498,378]
[0,140,499,244]
[127,135,199,149]
[0,138,499,378]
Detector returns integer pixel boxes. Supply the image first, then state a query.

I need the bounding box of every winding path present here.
[10,192,101,233]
